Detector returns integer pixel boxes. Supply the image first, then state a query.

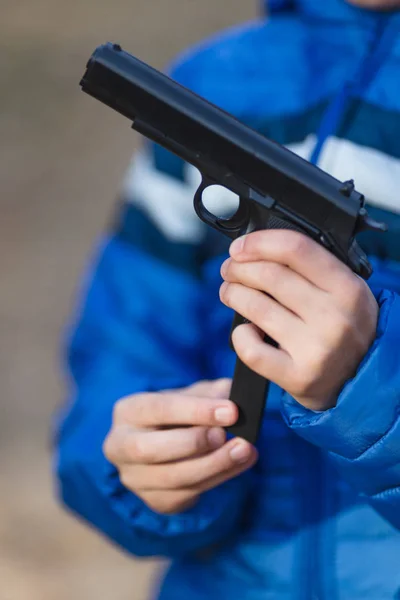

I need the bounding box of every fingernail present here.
[230,236,245,257]
[220,258,230,278]
[214,406,234,424]
[230,442,251,464]
[207,427,226,450]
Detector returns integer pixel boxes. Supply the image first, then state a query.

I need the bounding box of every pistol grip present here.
[227,313,278,444]
[227,358,269,444]
[227,311,276,444]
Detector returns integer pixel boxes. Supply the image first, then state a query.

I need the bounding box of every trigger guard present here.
[193,176,249,239]
[193,176,214,222]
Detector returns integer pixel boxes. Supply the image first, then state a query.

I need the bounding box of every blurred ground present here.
[0,2,255,599]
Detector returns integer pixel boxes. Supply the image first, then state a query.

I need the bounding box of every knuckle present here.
[113,394,148,426]
[119,469,135,492]
[127,435,146,462]
[246,294,264,321]
[103,427,128,464]
[112,397,129,424]
[102,433,115,462]
[258,304,274,332]
[262,262,283,287]
[223,258,233,278]
[286,232,311,257]
[236,336,262,371]
[246,294,272,333]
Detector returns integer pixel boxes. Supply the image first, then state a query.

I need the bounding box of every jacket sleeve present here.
[54,148,252,559]
[281,288,400,529]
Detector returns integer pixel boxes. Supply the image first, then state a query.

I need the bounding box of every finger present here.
[105,425,226,465]
[232,323,292,385]
[220,281,304,351]
[161,378,231,397]
[123,437,257,491]
[192,449,259,494]
[221,258,324,321]
[229,230,353,293]
[185,378,232,398]
[143,450,259,512]
[113,392,238,429]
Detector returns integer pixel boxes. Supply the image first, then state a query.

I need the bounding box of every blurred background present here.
[0,1,255,599]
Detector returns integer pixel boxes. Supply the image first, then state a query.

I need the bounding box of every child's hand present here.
[220,230,378,412]
[103,379,257,515]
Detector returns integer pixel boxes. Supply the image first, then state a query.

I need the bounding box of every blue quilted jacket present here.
[56,1,400,598]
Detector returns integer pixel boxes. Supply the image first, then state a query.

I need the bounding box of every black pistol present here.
[80,42,386,444]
